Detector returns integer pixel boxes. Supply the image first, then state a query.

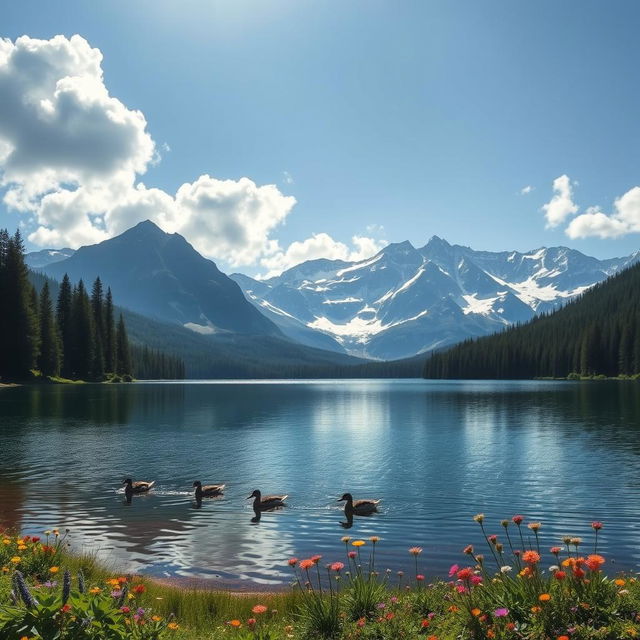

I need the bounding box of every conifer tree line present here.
[0,229,184,382]
[424,261,640,380]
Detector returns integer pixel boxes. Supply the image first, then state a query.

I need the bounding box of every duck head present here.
[338,493,353,502]
[247,489,261,500]
[122,478,133,486]
[192,481,201,488]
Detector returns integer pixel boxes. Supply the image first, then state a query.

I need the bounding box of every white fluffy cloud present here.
[259,232,386,278]
[520,185,533,195]
[0,34,298,267]
[541,175,578,227]
[566,187,640,239]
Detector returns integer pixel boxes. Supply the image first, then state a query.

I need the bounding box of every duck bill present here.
[246,495,254,500]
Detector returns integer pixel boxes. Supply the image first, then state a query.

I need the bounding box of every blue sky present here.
[1,0,639,274]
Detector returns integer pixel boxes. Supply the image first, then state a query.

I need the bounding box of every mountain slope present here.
[423,261,640,379]
[44,221,280,336]
[25,248,75,269]
[232,238,639,360]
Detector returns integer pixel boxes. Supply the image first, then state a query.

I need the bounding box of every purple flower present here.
[136,608,145,616]
[111,590,123,598]
[376,602,386,609]
[494,608,509,617]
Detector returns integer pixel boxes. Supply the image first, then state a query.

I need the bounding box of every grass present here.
[3,518,640,639]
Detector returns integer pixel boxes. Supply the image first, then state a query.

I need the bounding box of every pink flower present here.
[470,575,483,585]
[416,574,425,581]
[512,515,524,525]
[448,564,459,577]
[330,562,344,572]
[592,521,603,531]
[494,608,509,617]
[348,551,357,559]
[456,585,467,593]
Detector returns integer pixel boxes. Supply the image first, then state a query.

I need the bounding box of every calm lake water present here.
[1,379,640,587]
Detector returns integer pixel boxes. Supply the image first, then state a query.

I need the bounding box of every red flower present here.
[416,574,425,581]
[247,618,256,627]
[512,515,524,525]
[591,521,603,531]
[310,555,322,564]
[550,546,562,554]
[348,551,357,559]
[457,567,473,581]
[120,606,131,613]
[421,619,430,628]
[132,584,146,594]
[573,566,585,579]
[60,604,71,614]
[554,570,567,580]
[488,535,497,544]
[288,557,298,567]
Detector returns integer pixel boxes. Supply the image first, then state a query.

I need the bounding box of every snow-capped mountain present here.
[25,248,75,269]
[231,237,640,360]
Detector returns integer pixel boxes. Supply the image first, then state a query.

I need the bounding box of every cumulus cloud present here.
[259,232,387,278]
[541,175,578,227]
[566,187,640,239]
[520,185,533,195]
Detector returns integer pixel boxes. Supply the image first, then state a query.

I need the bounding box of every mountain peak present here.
[424,235,451,249]
[381,240,416,254]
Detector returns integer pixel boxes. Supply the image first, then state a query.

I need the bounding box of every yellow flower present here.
[530,605,541,613]
[17,545,27,551]
[473,513,484,523]
[89,587,102,595]
[49,566,59,573]
[2,539,10,545]
[1,567,9,573]
[352,540,366,547]
[167,622,179,630]
[341,536,351,543]
[538,593,551,602]
[10,556,21,564]
[152,616,162,622]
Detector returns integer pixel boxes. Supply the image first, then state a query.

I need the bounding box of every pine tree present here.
[116,313,132,376]
[0,231,39,379]
[56,274,73,378]
[104,287,116,373]
[90,277,105,380]
[38,281,61,377]
[69,280,94,380]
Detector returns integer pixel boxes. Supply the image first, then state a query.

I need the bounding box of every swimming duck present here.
[247,489,288,510]
[193,481,225,498]
[338,492,380,515]
[122,478,155,497]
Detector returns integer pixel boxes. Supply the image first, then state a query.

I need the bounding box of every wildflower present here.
[500,519,509,528]
[341,536,351,543]
[470,575,483,585]
[585,554,605,571]
[356,618,366,628]
[531,606,541,613]
[229,620,242,627]
[49,566,59,574]
[247,618,256,627]
[132,584,146,594]
[512,515,524,525]
[488,534,497,544]
[471,608,481,616]
[473,513,484,523]
[10,557,20,564]
[522,550,540,564]
[500,565,512,573]
[539,593,551,602]
[550,546,562,555]
[463,545,474,555]
[120,606,131,613]
[558,636,570,640]
[457,567,473,581]
[416,574,425,581]
[310,554,322,564]
[573,566,585,579]
[494,608,509,617]
[152,616,161,622]
[352,540,365,547]
[348,551,357,559]
[448,564,459,577]
[528,522,541,531]
[592,521,603,530]
[167,622,179,630]
[616,579,626,586]
[299,559,314,570]
[475,554,484,564]
[554,570,566,580]
[495,542,503,552]
[397,570,404,576]
[409,546,422,556]
[369,536,380,543]
[330,562,344,572]
[421,619,431,627]
[252,604,268,614]
[60,604,71,613]
[570,537,582,546]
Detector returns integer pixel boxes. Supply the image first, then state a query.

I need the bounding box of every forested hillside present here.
[424,261,640,379]
[1,229,184,382]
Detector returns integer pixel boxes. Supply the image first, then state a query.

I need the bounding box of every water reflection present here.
[1,380,640,586]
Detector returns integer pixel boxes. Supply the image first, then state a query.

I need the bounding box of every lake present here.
[1,379,639,588]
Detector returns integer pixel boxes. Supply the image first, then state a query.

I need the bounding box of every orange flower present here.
[527,522,541,531]
[409,546,422,556]
[299,559,315,570]
[132,584,146,594]
[167,622,179,630]
[615,579,626,586]
[471,608,481,616]
[558,636,570,640]
[352,540,365,547]
[530,606,541,613]
[252,605,268,615]
[49,566,59,573]
[522,550,540,565]
[538,593,551,602]
[229,620,242,627]
[585,554,605,571]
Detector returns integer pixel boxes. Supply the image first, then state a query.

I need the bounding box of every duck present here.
[193,481,225,499]
[247,489,288,511]
[338,492,380,515]
[122,478,155,498]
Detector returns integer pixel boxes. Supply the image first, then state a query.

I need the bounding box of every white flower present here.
[548,565,559,572]
[500,565,512,573]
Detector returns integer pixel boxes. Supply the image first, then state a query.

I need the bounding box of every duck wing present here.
[202,484,225,493]
[133,481,155,492]
[262,494,288,503]
[353,499,380,508]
